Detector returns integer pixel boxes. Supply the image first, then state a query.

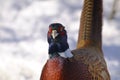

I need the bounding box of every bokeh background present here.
[0,0,120,80]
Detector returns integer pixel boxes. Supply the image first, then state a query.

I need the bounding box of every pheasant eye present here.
[58,27,63,32]
[49,27,52,33]
[60,27,63,31]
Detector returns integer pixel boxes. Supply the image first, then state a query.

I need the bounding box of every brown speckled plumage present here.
[77,0,103,49]
[40,0,110,80]
[71,47,110,80]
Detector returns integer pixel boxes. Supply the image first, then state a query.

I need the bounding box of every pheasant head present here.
[47,23,73,58]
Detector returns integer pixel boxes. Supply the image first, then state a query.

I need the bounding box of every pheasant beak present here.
[51,30,59,39]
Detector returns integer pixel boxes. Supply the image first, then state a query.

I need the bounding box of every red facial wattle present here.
[48,26,65,37]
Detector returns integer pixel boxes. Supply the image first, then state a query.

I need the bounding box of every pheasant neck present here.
[77,0,103,49]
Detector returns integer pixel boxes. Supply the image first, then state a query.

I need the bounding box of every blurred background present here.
[0,0,120,80]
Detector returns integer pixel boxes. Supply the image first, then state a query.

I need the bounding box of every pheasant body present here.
[72,47,110,80]
[41,47,110,80]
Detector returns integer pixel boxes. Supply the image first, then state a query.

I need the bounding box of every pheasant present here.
[40,0,110,80]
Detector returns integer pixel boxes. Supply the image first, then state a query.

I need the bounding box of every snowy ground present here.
[0,0,120,80]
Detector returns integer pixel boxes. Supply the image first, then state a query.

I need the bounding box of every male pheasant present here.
[40,0,110,80]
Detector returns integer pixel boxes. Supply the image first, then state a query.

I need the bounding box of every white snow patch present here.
[106,59,120,79]
[103,20,120,46]
[19,1,59,18]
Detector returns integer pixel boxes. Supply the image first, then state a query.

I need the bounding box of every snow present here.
[103,20,120,46]
[0,0,120,80]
